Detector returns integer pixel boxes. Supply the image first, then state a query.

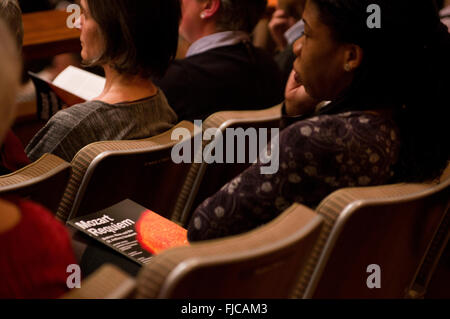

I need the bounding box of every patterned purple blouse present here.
[187,111,401,241]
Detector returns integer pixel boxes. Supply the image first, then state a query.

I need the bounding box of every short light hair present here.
[215,0,268,33]
[0,0,24,49]
[0,19,20,144]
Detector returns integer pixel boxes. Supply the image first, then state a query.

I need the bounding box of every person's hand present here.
[269,9,297,51]
[285,70,321,116]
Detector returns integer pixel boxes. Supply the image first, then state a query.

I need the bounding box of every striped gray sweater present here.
[26,89,177,162]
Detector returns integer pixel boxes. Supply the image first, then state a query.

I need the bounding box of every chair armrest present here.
[0,153,70,191]
[203,104,282,131]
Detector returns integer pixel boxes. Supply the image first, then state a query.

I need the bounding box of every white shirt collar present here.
[186,31,251,57]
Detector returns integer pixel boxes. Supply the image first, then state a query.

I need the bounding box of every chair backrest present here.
[409,163,450,298]
[172,104,282,226]
[135,203,323,299]
[296,164,450,299]
[56,121,198,222]
[0,153,71,212]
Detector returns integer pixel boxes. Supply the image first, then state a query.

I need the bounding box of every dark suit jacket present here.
[155,42,284,122]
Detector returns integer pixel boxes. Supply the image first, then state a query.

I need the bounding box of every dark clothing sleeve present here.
[280,102,316,129]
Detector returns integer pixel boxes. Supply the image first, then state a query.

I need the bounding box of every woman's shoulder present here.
[47,101,118,133]
[50,101,107,123]
[134,90,178,122]
[281,110,400,156]
[283,111,398,138]
[292,109,395,123]
[60,100,108,115]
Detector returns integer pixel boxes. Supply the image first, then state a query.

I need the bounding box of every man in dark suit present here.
[155,0,284,122]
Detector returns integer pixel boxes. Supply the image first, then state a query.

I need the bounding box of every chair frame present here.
[174,104,282,226]
[302,172,450,298]
[62,167,450,299]
[56,121,198,222]
[0,153,71,212]
[68,145,183,221]
[63,203,324,299]
[157,209,323,298]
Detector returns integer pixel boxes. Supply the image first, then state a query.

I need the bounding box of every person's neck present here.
[188,23,219,44]
[95,65,157,104]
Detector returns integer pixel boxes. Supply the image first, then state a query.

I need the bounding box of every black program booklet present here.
[28,71,67,121]
[68,199,188,266]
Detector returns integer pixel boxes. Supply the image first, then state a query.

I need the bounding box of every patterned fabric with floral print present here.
[187,111,401,241]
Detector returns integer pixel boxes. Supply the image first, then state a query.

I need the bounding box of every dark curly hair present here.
[309,0,450,182]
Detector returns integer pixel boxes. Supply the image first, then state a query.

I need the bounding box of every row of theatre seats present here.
[0,103,449,299]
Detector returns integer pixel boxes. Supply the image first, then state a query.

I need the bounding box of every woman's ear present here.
[343,44,364,72]
[200,0,221,19]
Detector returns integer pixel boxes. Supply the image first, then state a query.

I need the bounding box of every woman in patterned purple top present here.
[187,0,450,241]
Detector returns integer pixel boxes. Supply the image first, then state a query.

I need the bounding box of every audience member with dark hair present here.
[25,0,180,162]
[187,0,450,241]
[154,0,284,122]
[0,19,76,299]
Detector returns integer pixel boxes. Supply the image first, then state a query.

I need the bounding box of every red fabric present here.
[0,130,31,173]
[0,197,77,299]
